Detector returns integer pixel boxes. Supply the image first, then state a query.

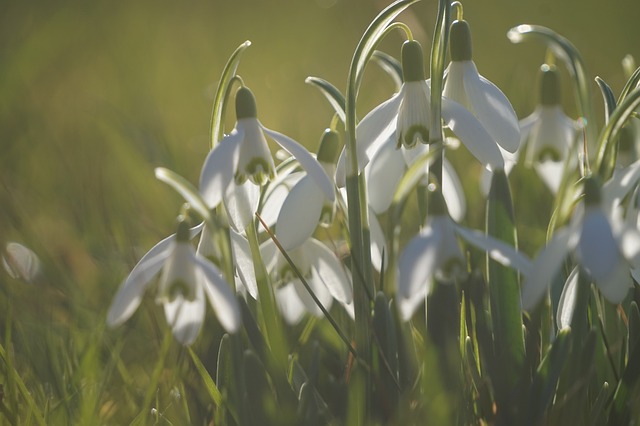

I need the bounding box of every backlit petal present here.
[163,286,206,346]
[224,179,260,232]
[199,131,241,208]
[197,255,241,333]
[276,283,307,325]
[462,61,520,153]
[306,238,352,304]
[276,175,324,250]
[398,226,441,301]
[366,136,406,214]
[230,230,258,299]
[262,125,335,201]
[556,267,579,330]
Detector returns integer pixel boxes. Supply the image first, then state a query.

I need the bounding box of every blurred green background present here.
[1,0,640,351]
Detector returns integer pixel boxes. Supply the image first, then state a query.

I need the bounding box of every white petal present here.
[366,136,406,214]
[276,175,324,250]
[306,238,352,304]
[596,257,632,304]
[369,207,388,272]
[454,225,533,275]
[577,208,619,283]
[397,285,427,322]
[260,172,305,227]
[443,61,469,106]
[534,161,566,194]
[107,238,173,327]
[2,242,40,283]
[276,283,307,325]
[230,230,258,299]
[163,287,206,346]
[603,159,640,211]
[199,132,241,208]
[224,179,260,232]
[556,267,579,330]
[262,125,335,201]
[442,98,504,169]
[398,226,441,301]
[196,255,241,333]
[293,273,333,318]
[462,61,520,153]
[522,227,577,311]
[442,159,466,222]
[335,91,403,186]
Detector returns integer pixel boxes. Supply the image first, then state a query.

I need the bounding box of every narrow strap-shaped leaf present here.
[618,65,640,103]
[154,167,213,226]
[610,302,640,424]
[596,87,640,179]
[305,76,346,123]
[486,169,525,395]
[210,40,251,148]
[372,50,403,90]
[526,328,572,426]
[595,76,617,124]
[372,292,401,405]
[189,347,223,407]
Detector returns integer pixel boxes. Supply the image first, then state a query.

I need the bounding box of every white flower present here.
[335,40,504,187]
[522,175,640,310]
[397,204,532,321]
[443,20,520,156]
[199,86,335,232]
[2,242,41,283]
[519,65,580,193]
[107,220,241,345]
[259,237,352,325]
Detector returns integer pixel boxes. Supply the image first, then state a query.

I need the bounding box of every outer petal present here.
[454,225,533,275]
[292,273,333,318]
[462,61,520,153]
[442,61,469,106]
[443,158,466,222]
[522,227,577,311]
[2,242,40,283]
[260,172,304,227]
[224,179,260,232]
[442,98,504,169]
[276,175,324,250]
[199,131,241,208]
[262,125,335,201]
[276,283,307,325]
[577,208,619,283]
[163,286,206,346]
[107,238,174,327]
[398,226,441,301]
[603,159,640,213]
[556,267,579,330]
[306,238,352,304]
[534,161,566,194]
[596,257,632,304]
[196,255,241,333]
[230,230,258,299]
[335,91,403,186]
[366,135,406,214]
[369,206,388,272]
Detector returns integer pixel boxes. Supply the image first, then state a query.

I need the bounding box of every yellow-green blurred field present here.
[2,0,640,423]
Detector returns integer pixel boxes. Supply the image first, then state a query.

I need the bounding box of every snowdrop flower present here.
[2,242,41,283]
[522,176,640,310]
[335,39,503,187]
[199,86,335,232]
[397,194,532,321]
[519,65,580,193]
[274,129,339,250]
[260,237,352,325]
[443,19,520,158]
[107,218,241,345]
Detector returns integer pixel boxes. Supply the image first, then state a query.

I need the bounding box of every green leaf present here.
[610,302,640,424]
[372,50,403,90]
[526,328,572,425]
[210,40,251,148]
[372,292,400,406]
[188,347,222,407]
[618,65,640,103]
[305,76,346,123]
[486,171,525,385]
[154,167,213,225]
[595,76,617,124]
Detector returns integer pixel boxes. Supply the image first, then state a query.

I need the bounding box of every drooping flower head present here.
[107,216,241,345]
[199,85,335,232]
[443,19,521,158]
